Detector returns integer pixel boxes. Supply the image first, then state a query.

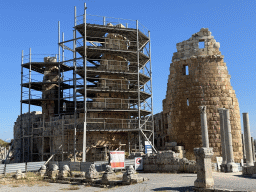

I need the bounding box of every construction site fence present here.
[0,161,46,175]
[0,159,137,175]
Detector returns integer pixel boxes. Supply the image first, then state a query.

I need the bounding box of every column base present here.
[220,164,227,172]
[227,162,239,172]
[194,178,214,188]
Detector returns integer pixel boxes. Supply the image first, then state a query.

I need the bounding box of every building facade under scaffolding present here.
[13,4,154,163]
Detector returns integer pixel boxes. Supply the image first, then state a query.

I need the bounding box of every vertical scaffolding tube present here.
[73,6,77,162]
[58,21,61,115]
[136,20,141,152]
[62,116,64,161]
[149,31,154,149]
[20,50,23,162]
[82,3,87,162]
[73,30,77,162]
[27,48,32,162]
[42,114,45,161]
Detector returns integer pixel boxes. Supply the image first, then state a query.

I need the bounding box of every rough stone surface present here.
[59,165,70,179]
[39,165,47,177]
[13,169,25,180]
[143,151,196,173]
[242,163,256,176]
[122,165,144,184]
[101,165,116,184]
[85,164,99,180]
[194,147,214,188]
[48,170,59,179]
[158,28,242,162]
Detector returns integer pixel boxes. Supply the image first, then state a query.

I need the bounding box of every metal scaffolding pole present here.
[42,114,45,161]
[149,31,154,149]
[136,20,141,152]
[58,21,61,115]
[73,30,77,162]
[27,47,32,162]
[73,6,78,163]
[82,3,87,162]
[20,50,23,162]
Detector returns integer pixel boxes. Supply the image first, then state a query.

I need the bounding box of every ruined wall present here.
[153,112,165,149]
[42,57,59,121]
[162,28,242,162]
[143,151,196,173]
[13,111,132,162]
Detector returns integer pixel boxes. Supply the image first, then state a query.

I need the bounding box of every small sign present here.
[145,141,152,154]
[135,157,143,171]
[216,157,223,171]
[110,151,125,169]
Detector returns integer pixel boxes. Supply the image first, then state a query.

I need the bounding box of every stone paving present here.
[0,172,256,192]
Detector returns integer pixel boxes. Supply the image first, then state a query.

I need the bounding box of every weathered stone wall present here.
[13,111,132,162]
[153,112,165,148]
[42,57,59,121]
[143,151,196,173]
[162,28,242,162]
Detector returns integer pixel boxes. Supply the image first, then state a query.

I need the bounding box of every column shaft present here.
[243,113,253,166]
[223,109,238,172]
[199,106,209,148]
[218,108,227,164]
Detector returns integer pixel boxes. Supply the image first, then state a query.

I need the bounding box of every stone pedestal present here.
[48,170,59,179]
[39,165,47,177]
[101,165,116,184]
[59,165,71,179]
[85,164,99,181]
[194,147,214,188]
[48,164,59,179]
[122,165,144,185]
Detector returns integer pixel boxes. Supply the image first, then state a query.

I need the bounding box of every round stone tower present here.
[163,28,243,162]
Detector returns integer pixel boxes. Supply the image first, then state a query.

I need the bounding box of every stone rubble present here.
[47,164,59,179]
[13,169,25,179]
[101,165,116,184]
[85,164,99,181]
[122,165,144,184]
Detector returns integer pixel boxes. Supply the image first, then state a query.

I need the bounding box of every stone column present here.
[194,147,214,188]
[4,147,6,160]
[241,134,246,162]
[242,113,253,166]
[199,106,209,148]
[251,137,255,162]
[223,109,238,172]
[218,108,227,165]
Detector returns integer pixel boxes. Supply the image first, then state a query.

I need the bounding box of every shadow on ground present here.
[153,186,194,191]
[233,174,256,179]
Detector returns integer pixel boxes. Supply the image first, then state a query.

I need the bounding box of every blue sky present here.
[0,0,256,141]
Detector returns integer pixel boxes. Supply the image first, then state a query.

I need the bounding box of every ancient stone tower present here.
[163,28,243,162]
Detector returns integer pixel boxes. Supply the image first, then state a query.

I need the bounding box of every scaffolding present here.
[18,3,154,163]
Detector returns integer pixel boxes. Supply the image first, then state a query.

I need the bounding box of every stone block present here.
[194,147,214,188]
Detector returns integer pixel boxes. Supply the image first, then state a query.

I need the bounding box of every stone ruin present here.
[143,150,196,173]
[155,28,243,162]
[122,165,144,184]
[85,164,99,181]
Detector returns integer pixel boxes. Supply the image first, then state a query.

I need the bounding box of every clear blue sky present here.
[0,0,256,141]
